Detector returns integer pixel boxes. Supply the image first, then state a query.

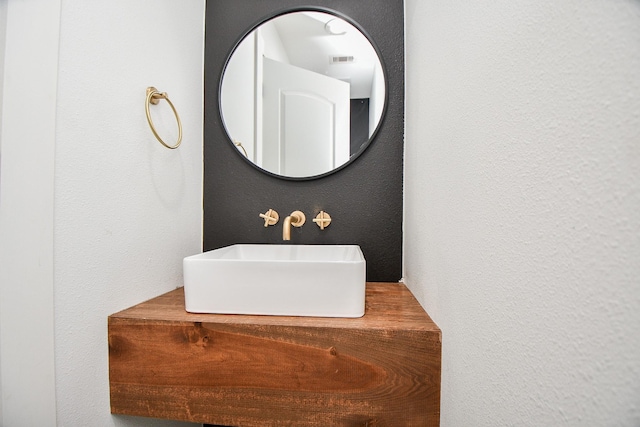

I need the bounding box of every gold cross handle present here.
[259,209,279,227]
[313,211,332,230]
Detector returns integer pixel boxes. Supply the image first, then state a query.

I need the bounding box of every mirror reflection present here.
[220,10,386,179]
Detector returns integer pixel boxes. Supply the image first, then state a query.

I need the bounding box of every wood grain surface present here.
[109,283,441,426]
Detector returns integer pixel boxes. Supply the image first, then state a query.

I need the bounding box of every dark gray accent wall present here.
[204,0,404,282]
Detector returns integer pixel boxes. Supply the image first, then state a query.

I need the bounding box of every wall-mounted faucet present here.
[283,211,306,240]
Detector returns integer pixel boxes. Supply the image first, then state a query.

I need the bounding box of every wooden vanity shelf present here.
[108,282,441,426]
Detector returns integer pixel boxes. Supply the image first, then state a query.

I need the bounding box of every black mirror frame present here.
[218,6,389,181]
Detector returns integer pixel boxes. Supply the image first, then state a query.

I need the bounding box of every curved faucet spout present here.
[282,210,306,240]
[283,215,293,241]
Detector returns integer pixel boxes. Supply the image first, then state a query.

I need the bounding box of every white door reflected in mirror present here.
[220,10,386,179]
[262,57,350,177]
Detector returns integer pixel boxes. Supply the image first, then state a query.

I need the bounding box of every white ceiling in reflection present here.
[269,12,379,99]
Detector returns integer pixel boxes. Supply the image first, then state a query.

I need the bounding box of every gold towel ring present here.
[145,86,182,149]
[234,140,248,157]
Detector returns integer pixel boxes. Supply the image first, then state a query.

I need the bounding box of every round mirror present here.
[219,9,387,179]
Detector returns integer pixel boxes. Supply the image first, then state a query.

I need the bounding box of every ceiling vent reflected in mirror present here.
[330,55,355,64]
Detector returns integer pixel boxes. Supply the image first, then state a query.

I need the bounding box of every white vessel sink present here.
[183,244,366,317]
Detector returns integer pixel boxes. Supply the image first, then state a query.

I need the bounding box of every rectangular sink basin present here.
[183,244,366,317]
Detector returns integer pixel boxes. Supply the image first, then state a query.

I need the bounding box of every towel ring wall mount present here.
[145,86,183,149]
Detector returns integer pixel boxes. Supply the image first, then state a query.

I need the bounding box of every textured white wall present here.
[1,0,204,426]
[0,1,60,424]
[53,1,205,425]
[0,1,7,421]
[404,1,640,425]
[0,0,6,148]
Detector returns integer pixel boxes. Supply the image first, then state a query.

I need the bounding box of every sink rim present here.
[184,243,365,263]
